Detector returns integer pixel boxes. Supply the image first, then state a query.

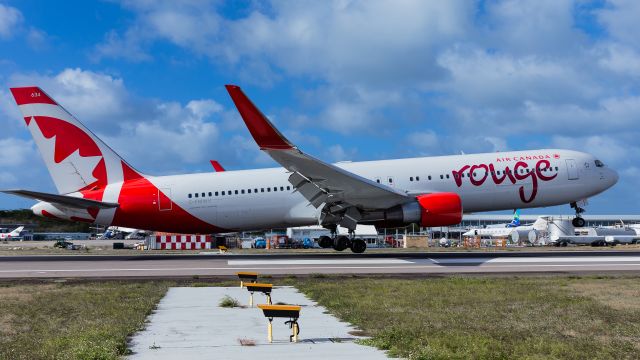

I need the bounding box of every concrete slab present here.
[127,286,390,359]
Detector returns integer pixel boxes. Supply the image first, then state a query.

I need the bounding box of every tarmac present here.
[127,286,389,359]
[1,252,640,278]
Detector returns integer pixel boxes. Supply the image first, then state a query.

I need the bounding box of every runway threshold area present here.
[1,254,640,278]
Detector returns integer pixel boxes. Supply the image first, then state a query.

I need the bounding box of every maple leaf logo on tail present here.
[9,86,138,219]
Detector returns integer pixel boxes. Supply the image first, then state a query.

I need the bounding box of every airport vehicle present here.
[53,239,73,248]
[0,226,24,240]
[253,238,266,249]
[3,86,619,253]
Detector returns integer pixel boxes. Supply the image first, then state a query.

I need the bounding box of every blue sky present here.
[0,0,638,215]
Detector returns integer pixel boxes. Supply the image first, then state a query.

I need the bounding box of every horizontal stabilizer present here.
[2,189,119,209]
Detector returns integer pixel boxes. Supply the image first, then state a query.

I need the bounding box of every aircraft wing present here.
[2,189,120,209]
[226,85,411,217]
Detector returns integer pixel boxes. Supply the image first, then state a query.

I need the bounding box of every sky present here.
[0,0,638,215]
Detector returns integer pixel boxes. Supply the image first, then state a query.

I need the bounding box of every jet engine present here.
[384,193,462,227]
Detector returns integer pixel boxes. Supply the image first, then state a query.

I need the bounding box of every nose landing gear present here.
[570,202,586,227]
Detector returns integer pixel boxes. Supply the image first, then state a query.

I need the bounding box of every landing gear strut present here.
[570,202,586,227]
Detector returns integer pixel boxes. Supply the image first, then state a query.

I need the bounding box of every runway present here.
[2,251,640,278]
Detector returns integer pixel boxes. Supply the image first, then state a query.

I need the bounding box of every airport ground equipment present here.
[257,304,302,343]
[246,283,273,307]
[237,272,258,287]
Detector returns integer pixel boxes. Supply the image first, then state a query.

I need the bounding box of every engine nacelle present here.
[385,193,463,227]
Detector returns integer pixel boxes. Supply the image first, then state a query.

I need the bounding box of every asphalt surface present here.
[1,251,640,278]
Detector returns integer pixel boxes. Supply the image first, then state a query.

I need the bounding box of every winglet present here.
[210,160,225,172]
[225,85,294,150]
[10,87,57,105]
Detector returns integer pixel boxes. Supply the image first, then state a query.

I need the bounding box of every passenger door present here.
[566,159,579,180]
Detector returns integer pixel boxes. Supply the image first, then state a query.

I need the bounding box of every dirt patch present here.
[568,279,640,311]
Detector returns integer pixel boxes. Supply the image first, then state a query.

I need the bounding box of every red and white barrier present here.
[149,235,213,250]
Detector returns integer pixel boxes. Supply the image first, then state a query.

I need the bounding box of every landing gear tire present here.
[350,239,367,254]
[333,235,350,251]
[572,217,586,228]
[318,235,333,249]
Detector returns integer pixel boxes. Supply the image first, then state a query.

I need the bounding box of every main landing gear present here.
[570,202,586,228]
[317,233,367,254]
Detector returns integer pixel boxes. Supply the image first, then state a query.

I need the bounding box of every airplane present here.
[2,85,619,253]
[99,226,149,240]
[463,210,522,238]
[0,226,24,240]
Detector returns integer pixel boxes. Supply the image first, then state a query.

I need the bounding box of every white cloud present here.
[597,43,640,77]
[407,131,440,155]
[551,135,638,167]
[3,68,269,175]
[186,99,223,119]
[0,138,36,166]
[93,30,153,62]
[26,28,48,50]
[596,0,640,48]
[482,0,585,55]
[0,4,22,39]
[436,47,600,107]
[325,144,357,162]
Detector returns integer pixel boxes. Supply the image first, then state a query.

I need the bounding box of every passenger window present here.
[261,188,264,192]
[267,188,271,192]
[388,178,393,183]
[255,189,258,193]
[248,189,251,193]
[410,177,414,181]
[188,194,192,198]
[376,179,380,183]
[201,193,205,197]
[440,175,443,179]
[235,190,238,195]
[241,190,245,194]
[222,191,225,195]
[215,192,218,196]
[286,186,291,190]
[280,186,284,191]
[273,187,277,191]
[446,174,450,179]
[595,160,604,167]
[428,176,432,180]
[416,176,419,181]
[555,166,558,171]
[208,192,212,197]
[195,193,199,198]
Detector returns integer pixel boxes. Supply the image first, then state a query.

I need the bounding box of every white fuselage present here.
[113,149,616,232]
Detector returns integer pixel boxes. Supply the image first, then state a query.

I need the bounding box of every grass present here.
[295,275,640,360]
[0,281,170,360]
[0,276,639,359]
[219,295,241,308]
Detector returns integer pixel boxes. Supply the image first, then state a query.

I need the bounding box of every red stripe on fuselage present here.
[111,162,228,234]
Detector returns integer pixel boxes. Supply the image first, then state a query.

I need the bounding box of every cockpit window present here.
[595,160,605,167]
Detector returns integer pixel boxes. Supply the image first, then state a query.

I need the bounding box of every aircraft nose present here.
[609,168,619,186]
